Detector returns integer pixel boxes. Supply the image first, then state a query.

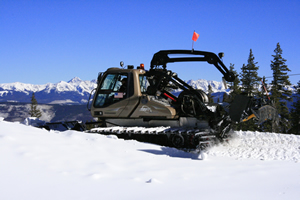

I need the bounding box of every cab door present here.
[92,72,138,118]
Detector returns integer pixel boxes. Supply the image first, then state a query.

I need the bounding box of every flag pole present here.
[192,30,195,51]
[192,40,194,51]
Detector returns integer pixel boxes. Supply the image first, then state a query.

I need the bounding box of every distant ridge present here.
[0,77,296,104]
[0,77,97,104]
[0,77,298,123]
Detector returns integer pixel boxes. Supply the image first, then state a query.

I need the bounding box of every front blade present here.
[253,105,279,125]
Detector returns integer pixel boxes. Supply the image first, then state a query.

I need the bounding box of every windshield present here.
[93,73,129,108]
[100,74,127,91]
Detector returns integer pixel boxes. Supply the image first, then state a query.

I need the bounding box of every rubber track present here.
[88,126,220,150]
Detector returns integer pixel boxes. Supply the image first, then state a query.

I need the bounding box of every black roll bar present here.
[150,50,235,82]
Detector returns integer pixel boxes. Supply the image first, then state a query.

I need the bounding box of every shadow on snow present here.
[139,147,202,160]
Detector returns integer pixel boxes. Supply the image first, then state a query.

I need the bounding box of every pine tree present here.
[290,81,300,134]
[240,49,261,96]
[270,43,292,133]
[29,93,42,118]
[238,49,261,131]
[207,84,214,103]
[228,63,241,96]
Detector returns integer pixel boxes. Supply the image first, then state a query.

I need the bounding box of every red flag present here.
[192,31,199,41]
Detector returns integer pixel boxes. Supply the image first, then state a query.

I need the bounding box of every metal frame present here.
[150,50,235,82]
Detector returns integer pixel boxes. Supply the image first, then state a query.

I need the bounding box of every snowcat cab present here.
[90,65,180,127]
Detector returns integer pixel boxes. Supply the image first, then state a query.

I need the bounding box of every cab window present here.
[94,73,132,108]
[139,75,149,93]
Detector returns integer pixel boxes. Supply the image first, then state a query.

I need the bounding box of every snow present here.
[22,117,46,127]
[49,99,78,104]
[209,131,300,162]
[68,77,83,84]
[1,120,300,200]
[186,79,228,92]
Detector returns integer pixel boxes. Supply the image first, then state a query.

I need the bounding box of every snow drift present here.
[208,131,300,162]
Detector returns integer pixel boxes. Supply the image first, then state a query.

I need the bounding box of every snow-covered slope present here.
[0,102,94,123]
[186,79,227,92]
[0,103,55,122]
[0,119,300,200]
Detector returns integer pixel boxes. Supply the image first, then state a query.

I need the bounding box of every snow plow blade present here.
[251,105,279,125]
[229,94,278,125]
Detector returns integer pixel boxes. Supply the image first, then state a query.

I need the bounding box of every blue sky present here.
[1,0,300,85]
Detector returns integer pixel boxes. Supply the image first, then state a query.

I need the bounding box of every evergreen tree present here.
[29,93,42,118]
[207,84,214,103]
[222,92,231,103]
[270,43,292,133]
[238,49,261,131]
[240,49,261,96]
[290,81,300,134]
[228,63,241,96]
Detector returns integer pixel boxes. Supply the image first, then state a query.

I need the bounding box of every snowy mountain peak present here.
[68,77,82,84]
[185,79,227,92]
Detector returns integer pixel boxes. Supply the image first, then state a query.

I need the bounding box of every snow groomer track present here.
[89,126,222,150]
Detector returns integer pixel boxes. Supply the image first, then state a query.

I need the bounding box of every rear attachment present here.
[229,94,279,125]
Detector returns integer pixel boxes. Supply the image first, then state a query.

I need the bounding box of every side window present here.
[139,75,149,93]
[118,74,128,92]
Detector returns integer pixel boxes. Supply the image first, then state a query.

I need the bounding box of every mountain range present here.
[0,77,229,123]
[0,77,229,104]
[0,77,97,104]
[0,77,298,123]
